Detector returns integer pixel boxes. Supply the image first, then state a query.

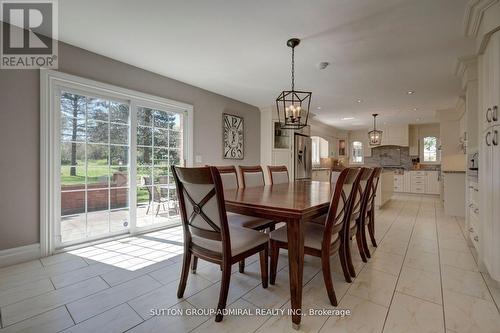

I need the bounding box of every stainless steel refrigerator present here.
[294,134,312,180]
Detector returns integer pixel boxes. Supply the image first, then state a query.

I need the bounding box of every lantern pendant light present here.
[276,38,312,130]
[368,113,383,146]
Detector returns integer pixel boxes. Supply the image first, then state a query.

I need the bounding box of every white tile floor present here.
[1,194,500,333]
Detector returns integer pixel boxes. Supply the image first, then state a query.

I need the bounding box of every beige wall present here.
[309,119,348,157]
[0,41,260,251]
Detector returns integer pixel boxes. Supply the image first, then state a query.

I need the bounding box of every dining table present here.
[224,180,335,329]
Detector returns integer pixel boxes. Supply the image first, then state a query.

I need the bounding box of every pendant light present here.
[276,38,312,130]
[368,114,383,146]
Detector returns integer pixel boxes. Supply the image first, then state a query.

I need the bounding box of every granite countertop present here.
[312,167,331,171]
[442,170,466,174]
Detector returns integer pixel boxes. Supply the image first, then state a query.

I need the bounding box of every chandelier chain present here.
[291,46,295,91]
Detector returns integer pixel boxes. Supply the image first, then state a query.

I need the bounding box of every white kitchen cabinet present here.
[425,171,440,195]
[410,171,426,193]
[380,125,409,146]
[479,29,500,281]
[404,172,411,192]
[409,125,419,156]
[394,174,404,192]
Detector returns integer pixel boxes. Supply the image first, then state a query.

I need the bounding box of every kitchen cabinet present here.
[409,125,419,156]
[394,174,404,192]
[479,29,500,281]
[393,170,440,194]
[425,171,440,195]
[380,125,409,146]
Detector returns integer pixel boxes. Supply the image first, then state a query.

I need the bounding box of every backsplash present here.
[364,146,441,171]
[364,146,413,169]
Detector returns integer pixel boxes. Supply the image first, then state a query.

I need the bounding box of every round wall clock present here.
[223,113,244,159]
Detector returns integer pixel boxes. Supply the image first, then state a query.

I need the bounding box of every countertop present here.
[442,170,466,174]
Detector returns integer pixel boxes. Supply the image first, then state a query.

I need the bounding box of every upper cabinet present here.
[379,125,409,146]
[409,125,419,156]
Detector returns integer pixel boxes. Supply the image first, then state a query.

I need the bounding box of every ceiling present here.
[58,0,475,130]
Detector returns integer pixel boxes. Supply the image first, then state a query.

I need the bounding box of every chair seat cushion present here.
[311,214,357,229]
[227,212,273,230]
[270,223,339,250]
[192,226,268,257]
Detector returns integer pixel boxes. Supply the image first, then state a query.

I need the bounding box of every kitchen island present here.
[375,169,394,208]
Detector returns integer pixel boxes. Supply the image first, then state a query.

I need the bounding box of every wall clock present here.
[223,113,244,159]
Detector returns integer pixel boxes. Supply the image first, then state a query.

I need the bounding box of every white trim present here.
[463,0,499,37]
[0,244,41,268]
[40,69,194,255]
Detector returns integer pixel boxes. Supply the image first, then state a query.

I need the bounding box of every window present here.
[41,70,193,252]
[422,136,438,162]
[351,141,364,164]
[311,136,329,166]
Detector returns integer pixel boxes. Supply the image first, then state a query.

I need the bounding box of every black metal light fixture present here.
[276,38,312,130]
[368,113,383,146]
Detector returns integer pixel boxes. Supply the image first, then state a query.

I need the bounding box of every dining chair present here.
[338,167,375,281]
[172,166,269,322]
[239,165,266,188]
[267,165,290,184]
[352,168,376,264]
[143,176,168,216]
[362,167,383,256]
[195,165,273,274]
[269,167,362,305]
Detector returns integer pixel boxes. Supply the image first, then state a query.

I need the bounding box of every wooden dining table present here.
[224,180,334,329]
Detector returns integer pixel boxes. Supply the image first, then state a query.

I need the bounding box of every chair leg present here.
[146,203,151,215]
[215,261,232,322]
[362,224,371,258]
[321,255,338,306]
[177,251,191,298]
[368,209,377,247]
[259,247,269,289]
[155,204,160,216]
[346,233,356,278]
[338,245,352,283]
[355,224,367,263]
[239,260,245,273]
[269,240,279,285]
[191,256,198,274]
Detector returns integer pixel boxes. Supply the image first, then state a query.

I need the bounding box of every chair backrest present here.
[330,170,341,183]
[322,168,362,247]
[267,165,289,184]
[352,168,373,219]
[368,167,383,210]
[239,165,265,188]
[143,176,161,202]
[214,165,239,190]
[172,166,231,257]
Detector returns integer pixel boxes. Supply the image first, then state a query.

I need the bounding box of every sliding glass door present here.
[58,89,186,247]
[135,106,183,229]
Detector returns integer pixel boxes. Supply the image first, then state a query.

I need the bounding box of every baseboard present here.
[0,243,41,268]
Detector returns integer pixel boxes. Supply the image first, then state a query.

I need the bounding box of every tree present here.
[60,93,85,176]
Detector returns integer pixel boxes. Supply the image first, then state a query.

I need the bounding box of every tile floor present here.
[1,194,500,332]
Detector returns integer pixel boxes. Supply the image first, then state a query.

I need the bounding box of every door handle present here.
[493,130,499,146]
[493,106,498,122]
[486,131,492,146]
[487,108,492,122]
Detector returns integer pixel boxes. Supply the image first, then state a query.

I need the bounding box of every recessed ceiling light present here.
[407,90,415,95]
[316,106,321,110]
[416,118,420,121]
[413,108,418,111]
[341,117,355,120]
[356,99,363,103]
